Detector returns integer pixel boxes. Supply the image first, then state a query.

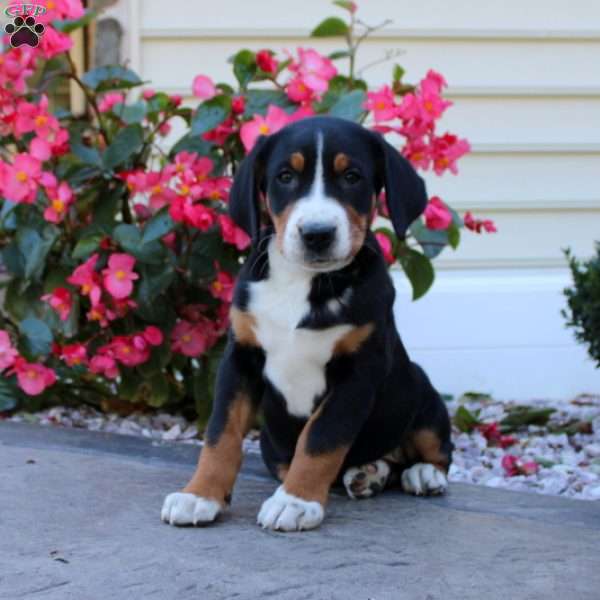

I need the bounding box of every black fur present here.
[211,116,451,491]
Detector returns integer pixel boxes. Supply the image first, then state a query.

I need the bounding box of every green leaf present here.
[501,407,556,432]
[72,234,103,260]
[243,90,295,118]
[190,96,231,136]
[81,65,143,92]
[136,262,175,305]
[453,405,481,433]
[170,133,213,158]
[142,208,175,245]
[0,377,20,412]
[52,9,97,33]
[410,220,448,259]
[19,317,53,358]
[112,101,147,124]
[329,50,351,60]
[103,124,144,170]
[17,226,58,281]
[311,16,349,37]
[231,49,257,88]
[393,64,405,83]
[71,138,102,167]
[189,232,222,280]
[113,224,166,265]
[328,90,366,122]
[333,0,356,11]
[398,247,435,300]
[448,223,461,249]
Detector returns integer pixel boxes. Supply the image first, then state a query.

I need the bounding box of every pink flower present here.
[375,232,395,265]
[143,326,164,346]
[286,48,337,101]
[171,320,210,357]
[192,75,217,100]
[38,26,73,59]
[502,455,539,477]
[43,180,73,224]
[231,95,246,114]
[87,302,116,328]
[256,50,278,74]
[12,358,56,396]
[0,153,42,204]
[42,287,72,321]
[102,254,139,300]
[106,336,150,367]
[98,92,125,113]
[202,117,235,145]
[210,270,235,303]
[479,423,518,449]
[240,104,291,152]
[0,330,18,371]
[430,133,470,175]
[67,254,102,306]
[142,88,156,100]
[218,214,251,250]
[365,85,398,122]
[0,46,37,94]
[59,343,88,367]
[89,355,119,379]
[464,212,497,234]
[424,196,452,231]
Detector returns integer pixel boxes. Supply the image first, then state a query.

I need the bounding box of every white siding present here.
[112,0,600,398]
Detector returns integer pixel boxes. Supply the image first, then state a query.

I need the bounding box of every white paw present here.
[161,492,221,526]
[257,485,324,532]
[343,459,391,499]
[401,463,448,496]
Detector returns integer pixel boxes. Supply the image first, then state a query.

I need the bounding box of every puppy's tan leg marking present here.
[162,393,254,526]
[230,307,259,347]
[401,429,449,496]
[333,322,374,356]
[258,406,349,531]
[184,393,254,503]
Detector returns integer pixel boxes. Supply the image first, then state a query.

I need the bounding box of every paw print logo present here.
[5,15,45,48]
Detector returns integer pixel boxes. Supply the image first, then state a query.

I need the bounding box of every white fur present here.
[401,463,448,496]
[257,485,324,531]
[249,242,353,418]
[282,132,352,266]
[343,459,391,499]
[161,492,221,526]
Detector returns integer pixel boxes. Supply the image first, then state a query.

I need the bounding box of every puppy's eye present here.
[277,170,295,185]
[343,170,361,185]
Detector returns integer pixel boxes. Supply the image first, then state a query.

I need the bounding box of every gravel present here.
[5,393,600,501]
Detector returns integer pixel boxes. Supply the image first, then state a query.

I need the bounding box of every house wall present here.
[109,0,600,398]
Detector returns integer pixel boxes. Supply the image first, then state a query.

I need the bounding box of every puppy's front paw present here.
[401,463,448,496]
[161,492,221,526]
[257,485,324,532]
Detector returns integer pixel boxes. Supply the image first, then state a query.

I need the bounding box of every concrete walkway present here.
[1,422,599,600]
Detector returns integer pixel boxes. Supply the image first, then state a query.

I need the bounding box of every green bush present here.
[563,244,600,367]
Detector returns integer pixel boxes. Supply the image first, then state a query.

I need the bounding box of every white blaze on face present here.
[281,132,352,266]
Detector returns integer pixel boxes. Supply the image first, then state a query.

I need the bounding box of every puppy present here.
[161,116,453,531]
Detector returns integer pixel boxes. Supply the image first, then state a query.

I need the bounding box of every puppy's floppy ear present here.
[372,133,428,239]
[229,136,270,243]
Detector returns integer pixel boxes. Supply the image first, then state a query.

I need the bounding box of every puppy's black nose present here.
[299,223,336,252]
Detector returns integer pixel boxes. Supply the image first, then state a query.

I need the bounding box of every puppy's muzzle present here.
[298,222,337,254]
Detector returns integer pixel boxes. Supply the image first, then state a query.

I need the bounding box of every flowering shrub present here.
[0,1,494,416]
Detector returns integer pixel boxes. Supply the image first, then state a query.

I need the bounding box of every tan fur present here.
[230,307,259,347]
[344,204,369,256]
[333,153,349,173]
[283,405,349,505]
[412,429,449,472]
[183,393,254,505]
[267,199,295,252]
[290,152,305,172]
[333,322,374,355]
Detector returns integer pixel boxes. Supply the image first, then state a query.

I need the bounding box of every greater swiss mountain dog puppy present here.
[161,116,453,531]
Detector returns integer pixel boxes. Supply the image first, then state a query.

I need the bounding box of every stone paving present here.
[1,421,599,600]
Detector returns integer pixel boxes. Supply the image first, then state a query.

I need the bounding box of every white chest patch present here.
[249,243,352,418]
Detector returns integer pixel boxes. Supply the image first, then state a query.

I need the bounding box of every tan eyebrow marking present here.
[333,153,350,173]
[290,152,305,172]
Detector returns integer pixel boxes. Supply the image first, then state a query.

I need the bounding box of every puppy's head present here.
[230,116,427,272]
